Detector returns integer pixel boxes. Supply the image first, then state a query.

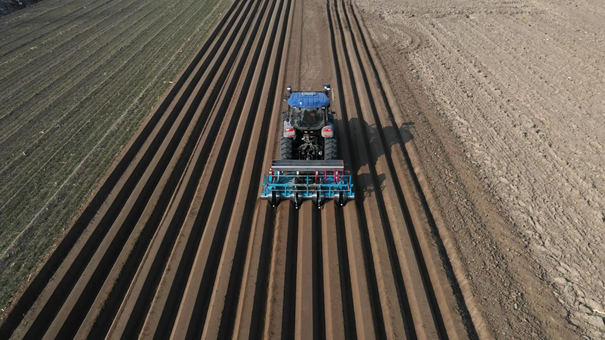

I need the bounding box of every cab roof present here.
[288,92,330,108]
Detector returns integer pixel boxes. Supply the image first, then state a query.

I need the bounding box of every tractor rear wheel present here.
[324,137,337,160]
[280,136,293,160]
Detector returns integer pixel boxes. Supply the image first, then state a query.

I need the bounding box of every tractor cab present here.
[287,92,330,130]
[281,84,336,161]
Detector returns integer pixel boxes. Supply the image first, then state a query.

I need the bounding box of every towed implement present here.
[261,84,355,208]
[261,160,354,208]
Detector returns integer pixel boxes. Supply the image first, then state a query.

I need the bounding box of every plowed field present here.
[1,0,477,338]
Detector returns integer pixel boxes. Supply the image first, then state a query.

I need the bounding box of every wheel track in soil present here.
[0,0,478,338]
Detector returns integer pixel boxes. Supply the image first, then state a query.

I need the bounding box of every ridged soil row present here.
[330,0,413,337]
[328,0,471,338]
[5,0,295,338]
[89,0,273,338]
[327,10,377,335]
[33,0,260,334]
[0,0,262,337]
[347,3,477,338]
[224,0,292,334]
[137,0,291,338]
[0,0,240,333]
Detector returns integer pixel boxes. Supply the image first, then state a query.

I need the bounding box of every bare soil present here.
[354,0,605,338]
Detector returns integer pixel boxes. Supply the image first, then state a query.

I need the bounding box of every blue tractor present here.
[260,84,355,208]
[280,84,337,160]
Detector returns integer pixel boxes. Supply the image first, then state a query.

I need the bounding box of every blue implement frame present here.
[260,160,355,208]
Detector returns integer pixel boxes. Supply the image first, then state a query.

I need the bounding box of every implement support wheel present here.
[337,192,345,207]
[271,191,278,207]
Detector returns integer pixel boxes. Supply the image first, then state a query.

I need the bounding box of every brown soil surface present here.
[354,0,605,338]
[0,0,486,338]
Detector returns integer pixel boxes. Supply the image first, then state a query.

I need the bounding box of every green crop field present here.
[0,0,229,313]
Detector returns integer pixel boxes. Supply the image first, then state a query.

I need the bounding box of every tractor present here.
[260,84,354,208]
[280,84,337,160]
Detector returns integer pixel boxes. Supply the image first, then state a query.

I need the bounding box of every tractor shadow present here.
[338,116,415,202]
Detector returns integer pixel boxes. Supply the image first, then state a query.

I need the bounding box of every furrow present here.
[348,3,474,338]
[321,202,345,339]
[0,0,244,337]
[104,1,268,338]
[206,1,292,337]
[337,0,443,338]
[329,0,411,337]
[326,3,376,337]
[16,0,255,335]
